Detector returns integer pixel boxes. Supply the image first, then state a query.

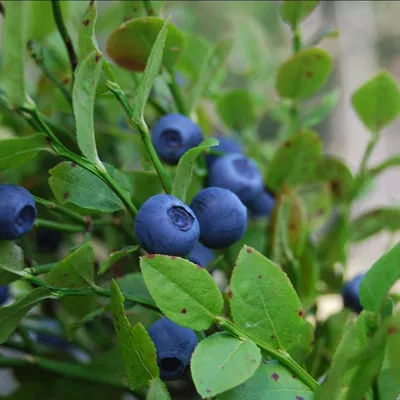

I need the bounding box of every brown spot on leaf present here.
[258,275,262,279]
[271,335,276,340]
[298,310,304,318]
[367,331,372,337]
[250,359,257,363]
[292,374,297,379]
[305,71,314,78]
[146,254,155,259]
[63,192,69,199]
[316,208,325,216]
[83,19,90,26]
[170,256,176,259]
[95,54,101,63]
[180,308,187,314]
[206,389,212,394]
[71,162,77,168]
[49,203,55,209]
[61,77,70,85]
[246,247,252,254]
[271,373,279,382]
[148,8,154,15]
[315,54,322,59]
[228,290,233,299]
[388,326,398,335]
[284,140,291,148]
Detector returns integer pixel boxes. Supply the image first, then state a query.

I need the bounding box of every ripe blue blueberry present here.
[0,184,37,240]
[205,136,243,167]
[208,153,264,205]
[0,285,9,305]
[148,317,198,381]
[134,194,200,256]
[341,273,365,313]
[247,190,276,218]
[188,242,215,268]
[190,187,247,249]
[151,114,203,165]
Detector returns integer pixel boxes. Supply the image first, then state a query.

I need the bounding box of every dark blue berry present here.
[151,114,203,165]
[190,187,247,249]
[148,317,198,381]
[247,190,276,218]
[134,194,200,256]
[205,136,243,167]
[0,184,37,240]
[188,242,215,268]
[0,285,9,305]
[208,154,263,205]
[341,273,365,313]
[35,319,70,349]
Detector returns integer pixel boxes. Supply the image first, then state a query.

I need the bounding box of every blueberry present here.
[208,154,264,205]
[188,242,215,268]
[190,187,247,249]
[0,285,9,305]
[134,194,200,256]
[0,184,37,240]
[148,317,198,381]
[247,190,276,218]
[205,136,243,167]
[341,273,365,313]
[36,319,70,349]
[35,228,63,253]
[151,114,203,165]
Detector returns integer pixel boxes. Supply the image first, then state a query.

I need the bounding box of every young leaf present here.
[229,246,304,350]
[0,1,27,107]
[216,90,256,131]
[140,255,224,330]
[276,48,333,100]
[352,71,400,133]
[131,18,170,125]
[146,378,171,400]
[280,1,319,30]
[191,332,261,398]
[360,243,400,313]
[217,360,314,400]
[73,50,104,166]
[266,129,323,192]
[49,161,130,212]
[0,242,25,285]
[0,287,53,344]
[98,245,139,275]
[0,133,50,171]
[106,17,184,72]
[350,207,400,242]
[45,243,95,289]
[171,138,219,202]
[110,280,159,390]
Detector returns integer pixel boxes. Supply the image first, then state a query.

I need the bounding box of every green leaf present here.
[0,287,53,344]
[115,273,156,307]
[49,161,131,212]
[387,316,400,381]
[140,255,223,330]
[230,246,304,350]
[276,48,333,100]
[302,89,340,128]
[131,18,170,125]
[280,1,319,30]
[217,360,314,400]
[110,280,159,390]
[127,170,163,207]
[266,129,323,192]
[0,133,50,171]
[0,242,25,285]
[0,1,27,107]
[146,378,171,400]
[45,243,95,289]
[350,208,400,242]
[98,245,139,275]
[171,138,219,202]
[304,25,340,48]
[106,17,184,72]
[360,243,400,313]
[191,332,261,398]
[351,71,400,133]
[73,51,104,166]
[187,36,233,113]
[216,90,256,131]
[379,349,400,400]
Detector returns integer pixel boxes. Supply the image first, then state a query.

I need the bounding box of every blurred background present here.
[0,1,400,397]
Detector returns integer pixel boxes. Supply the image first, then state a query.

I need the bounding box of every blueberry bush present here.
[0,1,399,399]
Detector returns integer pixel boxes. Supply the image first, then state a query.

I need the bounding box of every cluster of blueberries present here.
[0,113,365,382]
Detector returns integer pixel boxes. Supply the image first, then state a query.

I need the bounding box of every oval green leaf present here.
[0,242,25,285]
[280,1,319,30]
[230,246,304,350]
[217,360,314,400]
[139,255,223,330]
[106,17,184,72]
[276,48,333,100]
[351,71,400,133]
[191,332,261,398]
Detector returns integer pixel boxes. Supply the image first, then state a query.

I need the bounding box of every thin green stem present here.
[105,80,172,194]
[28,263,57,276]
[368,154,400,177]
[215,317,319,392]
[44,116,76,143]
[34,218,85,233]
[51,0,78,79]
[288,26,301,136]
[166,67,190,116]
